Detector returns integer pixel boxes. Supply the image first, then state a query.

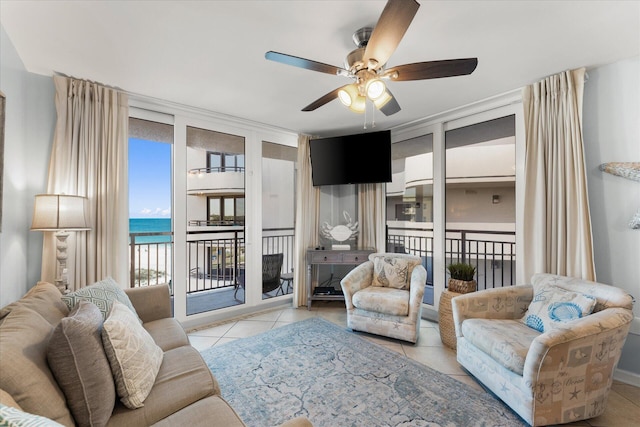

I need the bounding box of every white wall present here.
[582,56,640,379]
[0,24,55,306]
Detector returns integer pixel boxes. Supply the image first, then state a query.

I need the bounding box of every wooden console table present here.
[306,247,375,310]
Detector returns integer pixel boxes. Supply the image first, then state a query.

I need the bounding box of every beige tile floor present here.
[187,301,640,427]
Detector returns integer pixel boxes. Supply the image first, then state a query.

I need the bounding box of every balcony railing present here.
[129,232,173,289]
[387,226,516,290]
[129,226,515,295]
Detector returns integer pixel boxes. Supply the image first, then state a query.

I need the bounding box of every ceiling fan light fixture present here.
[366,78,386,100]
[338,84,359,107]
[373,90,392,109]
[349,95,366,113]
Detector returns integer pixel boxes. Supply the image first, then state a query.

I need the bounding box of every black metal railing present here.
[129,232,173,289]
[129,226,515,296]
[188,166,245,174]
[387,226,516,290]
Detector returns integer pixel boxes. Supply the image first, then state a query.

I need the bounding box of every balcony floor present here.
[184,284,293,316]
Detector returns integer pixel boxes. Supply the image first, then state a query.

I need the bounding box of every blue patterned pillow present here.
[0,404,64,427]
[61,277,139,321]
[522,284,596,332]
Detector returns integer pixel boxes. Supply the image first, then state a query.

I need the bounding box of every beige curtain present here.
[522,67,596,281]
[293,134,320,307]
[293,135,320,307]
[42,76,129,291]
[357,183,386,252]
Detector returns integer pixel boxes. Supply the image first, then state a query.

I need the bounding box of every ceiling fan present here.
[265,0,478,116]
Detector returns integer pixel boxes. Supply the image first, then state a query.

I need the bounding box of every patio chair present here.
[262,253,284,296]
[234,253,284,299]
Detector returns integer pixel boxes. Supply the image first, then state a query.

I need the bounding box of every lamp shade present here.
[31,194,90,231]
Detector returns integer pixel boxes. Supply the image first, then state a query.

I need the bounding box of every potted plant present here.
[447,262,477,294]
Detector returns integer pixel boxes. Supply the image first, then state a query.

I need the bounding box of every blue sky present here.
[128,138,171,218]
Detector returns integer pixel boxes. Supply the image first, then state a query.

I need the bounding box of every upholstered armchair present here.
[451,273,634,426]
[340,252,427,343]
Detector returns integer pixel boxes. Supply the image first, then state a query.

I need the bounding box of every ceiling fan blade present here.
[363,0,420,69]
[301,86,345,111]
[386,58,478,81]
[379,90,401,116]
[265,51,348,76]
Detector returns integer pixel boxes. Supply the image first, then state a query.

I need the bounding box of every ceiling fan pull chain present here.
[371,101,377,128]
[363,102,367,129]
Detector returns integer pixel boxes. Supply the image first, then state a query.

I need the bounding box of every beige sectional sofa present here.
[0,281,312,427]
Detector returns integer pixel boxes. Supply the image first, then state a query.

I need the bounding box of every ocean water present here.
[129,218,172,243]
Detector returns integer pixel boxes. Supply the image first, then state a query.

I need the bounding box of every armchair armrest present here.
[125,284,172,323]
[451,285,533,338]
[408,265,427,317]
[522,307,634,388]
[340,261,374,310]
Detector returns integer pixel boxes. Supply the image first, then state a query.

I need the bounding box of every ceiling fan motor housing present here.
[352,27,373,48]
[345,27,374,72]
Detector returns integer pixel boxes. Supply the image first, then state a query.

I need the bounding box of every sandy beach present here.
[129,243,172,287]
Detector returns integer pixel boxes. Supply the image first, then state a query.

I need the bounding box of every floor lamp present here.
[31,194,90,293]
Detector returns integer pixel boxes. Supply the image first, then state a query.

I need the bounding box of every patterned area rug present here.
[200,317,526,427]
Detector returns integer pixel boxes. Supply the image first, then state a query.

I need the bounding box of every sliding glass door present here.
[261,141,296,300]
[185,126,246,314]
[386,132,434,305]
[444,115,516,290]
[127,117,174,301]
[387,101,523,315]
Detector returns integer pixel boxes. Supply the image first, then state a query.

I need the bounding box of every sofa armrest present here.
[340,261,374,310]
[408,265,427,317]
[451,285,533,338]
[522,307,634,388]
[125,284,172,323]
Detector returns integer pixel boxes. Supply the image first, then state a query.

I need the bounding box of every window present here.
[207,151,245,172]
[206,196,244,225]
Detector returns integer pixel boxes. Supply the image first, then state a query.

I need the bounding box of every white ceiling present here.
[2,1,639,138]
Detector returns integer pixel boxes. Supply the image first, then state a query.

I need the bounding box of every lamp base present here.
[55,231,70,294]
[54,280,70,294]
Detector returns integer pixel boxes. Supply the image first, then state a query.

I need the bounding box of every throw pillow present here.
[102,300,163,409]
[47,300,116,427]
[522,284,597,332]
[371,255,420,289]
[61,277,139,321]
[0,404,65,427]
[0,306,75,425]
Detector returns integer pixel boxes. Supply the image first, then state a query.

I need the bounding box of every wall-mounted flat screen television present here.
[309,130,391,186]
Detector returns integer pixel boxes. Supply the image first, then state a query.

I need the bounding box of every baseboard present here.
[613,368,640,387]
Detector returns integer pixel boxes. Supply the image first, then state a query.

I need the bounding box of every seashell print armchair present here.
[340,252,427,343]
[451,273,634,426]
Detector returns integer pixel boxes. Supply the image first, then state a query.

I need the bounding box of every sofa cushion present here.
[47,300,116,427]
[0,403,65,427]
[352,287,410,316]
[0,282,69,326]
[369,254,421,290]
[148,395,245,427]
[523,284,596,332]
[462,318,541,375]
[102,301,163,409]
[62,277,139,321]
[0,306,75,426]
[107,346,219,427]
[143,318,190,352]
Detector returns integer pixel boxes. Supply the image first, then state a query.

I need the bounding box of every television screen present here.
[309,130,391,186]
